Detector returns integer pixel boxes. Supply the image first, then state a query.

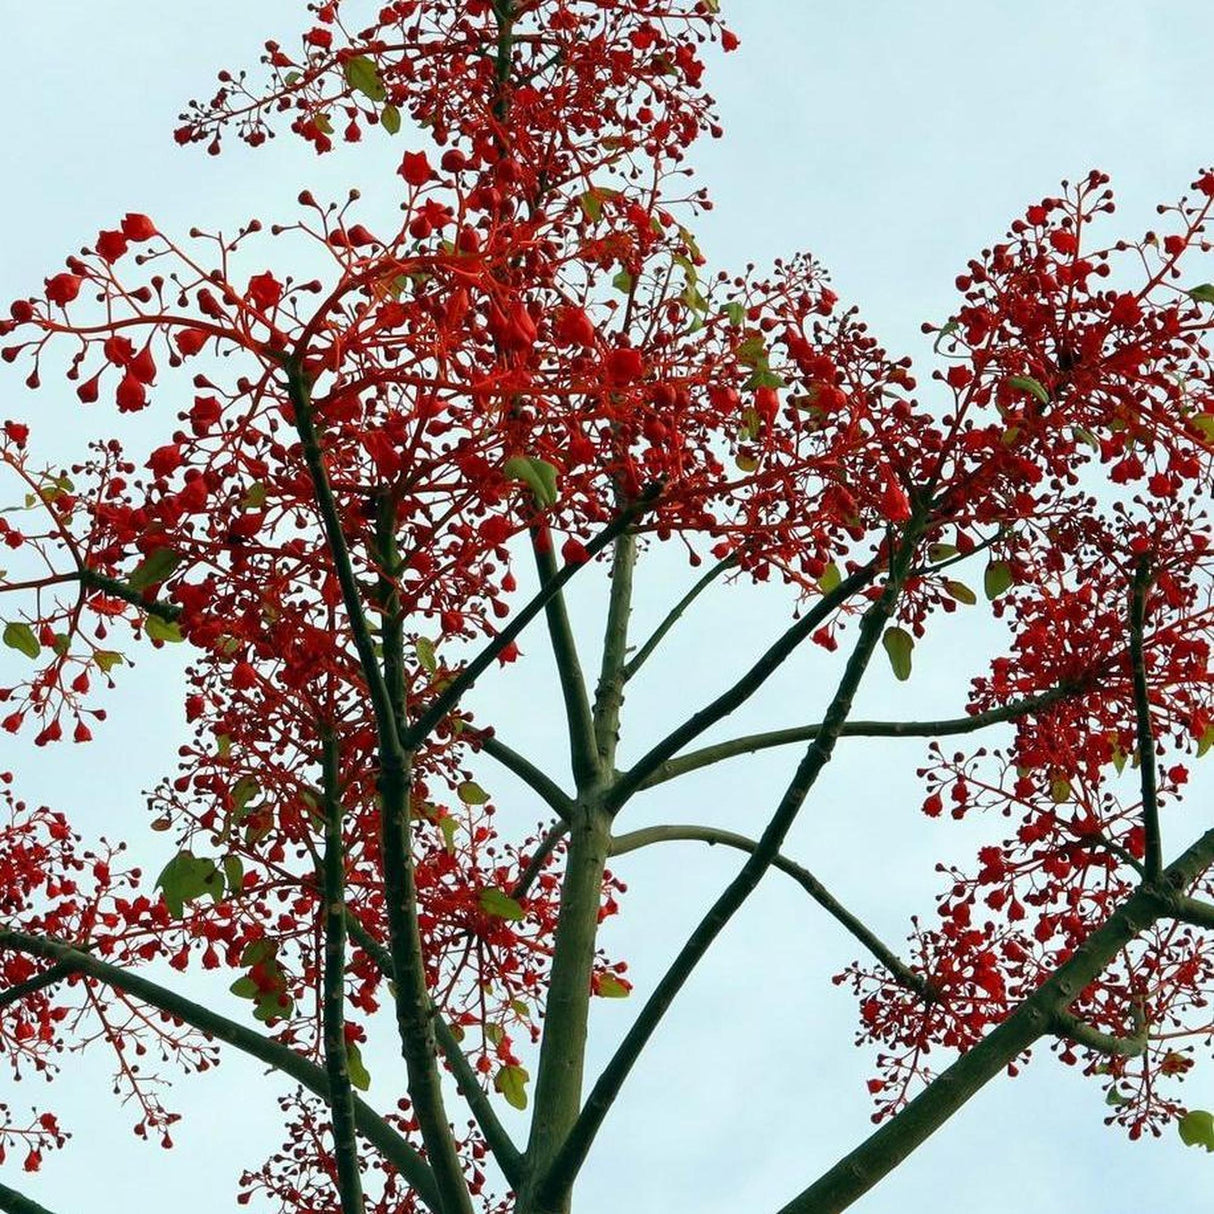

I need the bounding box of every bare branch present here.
[1130,558,1162,880]
[463,731,574,821]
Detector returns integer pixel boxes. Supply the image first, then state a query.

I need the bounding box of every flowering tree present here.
[4,3,1214,1212]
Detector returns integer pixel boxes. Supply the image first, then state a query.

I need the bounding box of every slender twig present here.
[464,728,575,820]
[1050,1007,1147,1058]
[1130,558,1161,879]
[511,819,570,900]
[609,825,932,1001]
[0,1182,58,1214]
[537,537,917,1207]
[622,553,737,683]
[635,683,1077,790]
[0,927,440,1211]
[402,491,658,753]
[342,912,525,1186]
[0,960,74,1010]
[605,560,878,812]
[320,729,365,1214]
[778,829,1214,1214]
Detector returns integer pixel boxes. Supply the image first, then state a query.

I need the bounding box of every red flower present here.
[116,372,147,412]
[45,273,82,307]
[121,212,157,241]
[247,272,283,310]
[399,151,433,187]
[95,229,129,264]
[606,346,645,384]
[174,328,209,357]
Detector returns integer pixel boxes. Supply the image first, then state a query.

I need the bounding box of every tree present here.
[4,3,1214,1212]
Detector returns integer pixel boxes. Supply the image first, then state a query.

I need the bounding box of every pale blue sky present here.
[5,4,1214,1212]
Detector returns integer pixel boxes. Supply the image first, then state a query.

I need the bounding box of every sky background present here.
[5,3,1214,1212]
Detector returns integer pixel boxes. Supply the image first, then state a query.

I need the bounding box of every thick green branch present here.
[622,553,736,684]
[528,525,599,791]
[466,729,574,821]
[321,730,365,1214]
[1172,895,1214,929]
[1130,558,1161,879]
[343,913,524,1187]
[0,1182,58,1214]
[635,683,1076,790]
[778,828,1214,1214]
[372,501,473,1214]
[609,825,931,1001]
[537,540,916,1207]
[0,927,440,1211]
[606,561,878,813]
[0,960,74,1010]
[1050,1008,1147,1058]
[80,568,181,622]
[592,531,637,772]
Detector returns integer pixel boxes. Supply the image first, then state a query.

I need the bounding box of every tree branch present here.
[80,568,181,622]
[0,927,440,1212]
[0,1182,58,1214]
[777,829,1214,1214]
[537,538,917,1207]
[592,530,638,771]
[321,729,365,1214]
[622,553,736,684]
[511,819,569,901]
[342,912,525,1188]
[1050,1007,1147,1058]
[634,683,1077,790]
[0,960,75,1010]
[465,729,574,821]
[1171,895,1214,930]
[609,824,932,1001]
[605,560,878,813]
[1130,557,1161,880]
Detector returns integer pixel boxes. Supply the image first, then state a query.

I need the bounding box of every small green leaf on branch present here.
[2,622,40,660]
[1188,284,1214,305]
[503,456,559,507]
[494,1064,530,1110]
[479,888,525,921]
[146,616,184,643]
[1007,375,1050,404]
[944,580,976,606]
[1179,1109,1214,1151]
[597,973,630,998]
[346,1042,372,1091]
[984,561,1014,600]
[882,627,913,682]
[818,562,842,594]
[128,548,180,590]
[381,103,401,135]
[156,850,224,918]
[343,55,387,102]
[457,780,489,805]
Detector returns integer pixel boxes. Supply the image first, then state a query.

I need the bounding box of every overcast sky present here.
[5,4,1214,1212]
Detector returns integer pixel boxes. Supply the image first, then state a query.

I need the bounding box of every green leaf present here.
[579,189,604,222]
[944,580,976,606]
[931,319,960,353]
[145,615,184,643]
[343,55,387,102]
[818,562,842,594]
[156,850,224,918]
[1007,375,1050,404]
[2,622,40,660]
[1050,776,1072,804]
[241,939,276,967]
[1179,1109,1214,1151]
[438,816,459,854]
[222,854,245,896]
[882,627,913,682]
[128,548,180,591]
[612,269,634,295]
[494,1064,530,1110]
[479,888,525,921]
[1197,725,1214,758]
[415,637,437,674]
[94,650,125,674]
[346,1042,371,1091]
[927,543,958,563]
[503,456,559,507]
[457,780,489,805]
[1191,414,1214,443]
[242,482,268,510]
[723,301,745,327]
[1105,1087,1131,1107]
[381,103,401,135]
[232,776,260,815]
[597,973,630,998]
[984,561,1014,600]
[1189,284,1214,305]
[229,975,259,999]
